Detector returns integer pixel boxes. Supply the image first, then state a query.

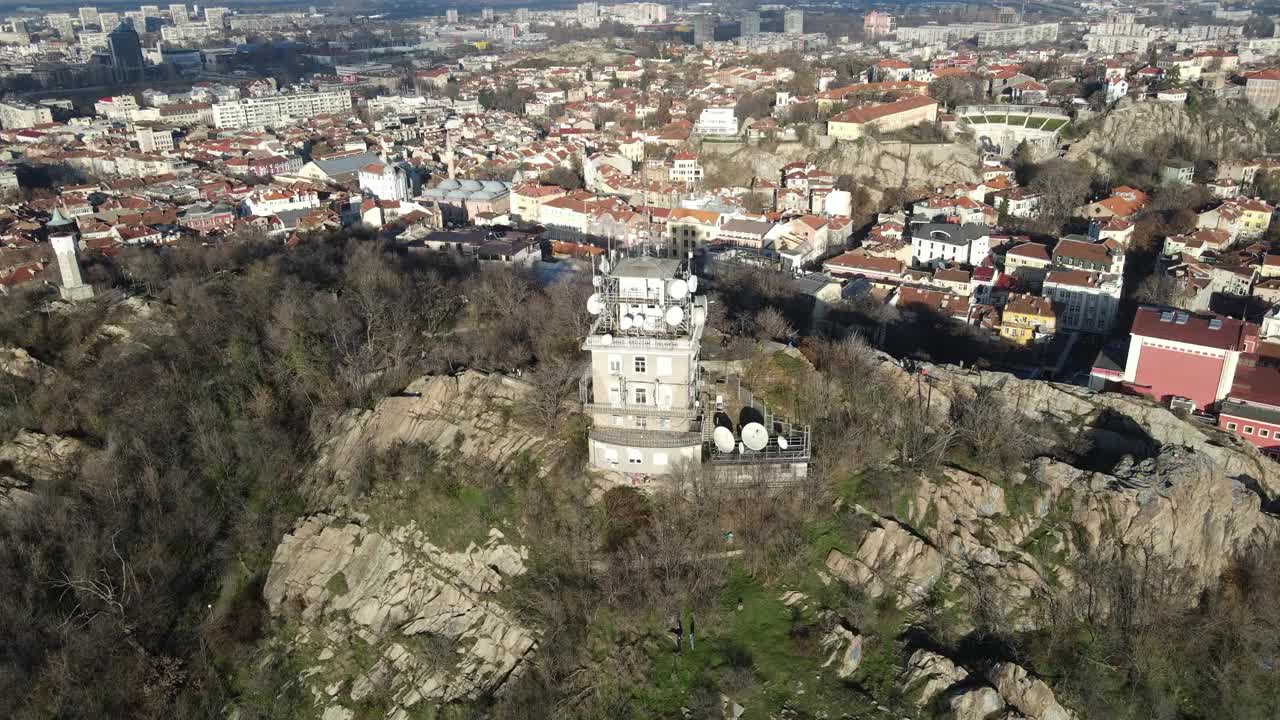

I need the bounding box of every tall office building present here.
[481,7,494,20]
[205,6,226,29]
[784,9,803,34]
[515,7,530,23]
[692,13,713,45]
[79,6,100,29]
[577,2,601,28]
[169,3,188,24]
[108,20,145,83]
[47,13,76,38]
[445,8,458,23]
[740,11,759,36]
[99,11,120,28]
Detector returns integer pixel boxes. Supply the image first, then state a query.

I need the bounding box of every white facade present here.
[583,256,707,476]
[212,90,353,129]
[1043,273,1122,333]
[358,162,413,201]
[911,224,991,267]
[0,101,52,129]
[694,106,738,136]
[784,9,803,34]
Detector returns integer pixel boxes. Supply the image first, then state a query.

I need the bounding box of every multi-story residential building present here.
[1197,197,1274,240]
[692,13,713,46]
[863,10,895,39]
[976,22,1058,47]
[358,161,414,202]
[510,183,567,222]
[576,2,600,28]
[783,9,803,35]
[1042,270,1122,334]
[134,125,174,153]
[582,256,707,474]
[999,293,1056,345]
[667,208,722,252]
[211,89,352,128]
[1052,235,1125,275]
[668,151,703,185]
[740,11,759,36]
[1245,69,1280,111]
[0,101,52,129]
[910,222,991,267]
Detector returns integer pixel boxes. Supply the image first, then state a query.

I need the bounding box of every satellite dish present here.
[688,275,699,292]
[712,426,735,453]
[586,294,603,315]
[599,258,611,273]
[591,275,601,287]
[619,314,633,330]
[601,334,613,345]
[692,306,707,325]
[777,436,789,450]
[741,422,768,451]
[665,305,685,326]
[668,278,688,299]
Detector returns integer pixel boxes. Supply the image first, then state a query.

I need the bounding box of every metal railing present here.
[588,426,705,449]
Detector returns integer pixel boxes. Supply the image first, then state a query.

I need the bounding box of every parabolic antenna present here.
[601,334,613,345]
[741,422,769,451]
[668,278,688,299]
[712,426,735,453]
[586,294,603,315]
[619,314,633,330]
[665,305,685,326]
[688,275,699,293]
[777,435,789,450]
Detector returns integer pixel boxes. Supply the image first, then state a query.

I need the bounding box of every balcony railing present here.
[583,402,700,419]
[589,426,704,449]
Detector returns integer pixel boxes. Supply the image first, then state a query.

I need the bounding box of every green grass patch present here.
[1042,118,1067,131]
[1006,115,1029,126]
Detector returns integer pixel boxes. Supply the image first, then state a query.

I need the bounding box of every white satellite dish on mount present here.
[599,258,610,273]
[586,294,603,315]
[741,422,769,451]
[619,314,633,331]
[777,436,789,450]
[712,426,735,453]
[668,278,688,299]
[665,305,685,326]
[688,275,699,293]
[601,334,613,345]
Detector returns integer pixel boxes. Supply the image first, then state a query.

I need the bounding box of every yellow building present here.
[999,293,1057,346]
[827,95,939,141]
[667,208,722,252]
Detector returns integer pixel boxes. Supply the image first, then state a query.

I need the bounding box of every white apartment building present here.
[975,22,1058,47]
[212,89,353,128]
[1042,270,1122,333]
[784,9,803,34]
[694,106,738,136]
[910,223,991,267]
[242,188,320,216]
[135,125,174,153]
[0,101,52,129]
[357,161,413,202]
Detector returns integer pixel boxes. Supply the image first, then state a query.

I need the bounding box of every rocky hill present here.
[1065,99,1269,174]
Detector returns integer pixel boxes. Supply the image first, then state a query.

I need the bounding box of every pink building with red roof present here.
[1121,306,1258,411]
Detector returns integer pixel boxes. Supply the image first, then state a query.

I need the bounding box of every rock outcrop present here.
[0,346,52,383]
[309,371,564,507]
[0,430,89,512]
[825,519,945,604]
[990,663,1076,720]
[902,649,969,707]
[264,514,536,717]
[1065,101,1265,174]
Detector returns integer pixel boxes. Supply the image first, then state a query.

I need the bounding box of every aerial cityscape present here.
[1,1,1279,719]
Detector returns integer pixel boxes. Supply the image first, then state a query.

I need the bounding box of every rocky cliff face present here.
[1065,100,1266,173]
[0,430,87,514]
[264,514,536,719]
[307,371,565,508]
